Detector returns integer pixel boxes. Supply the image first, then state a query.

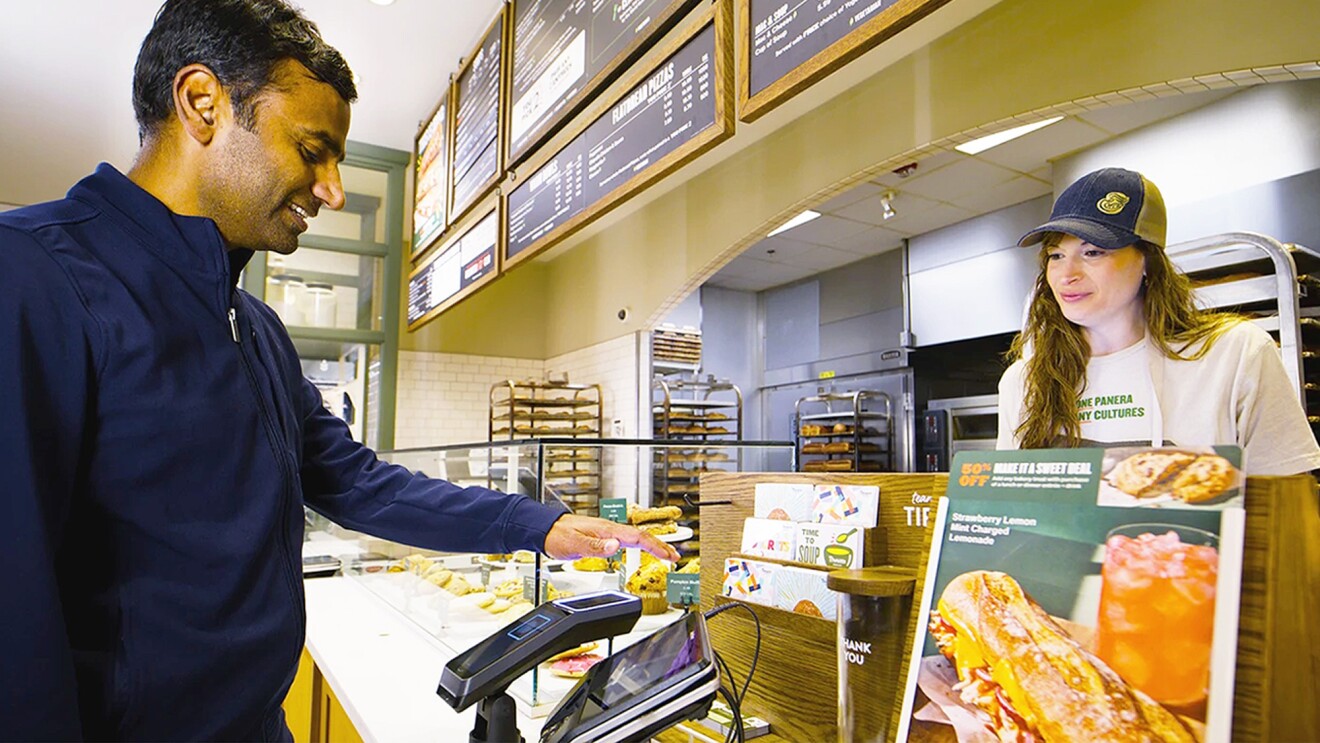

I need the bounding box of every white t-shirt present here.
[997,322,1320,475]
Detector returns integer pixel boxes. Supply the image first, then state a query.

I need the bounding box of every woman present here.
[997,167,1320,475]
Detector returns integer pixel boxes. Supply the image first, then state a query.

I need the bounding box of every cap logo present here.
[1096,191,1130,215]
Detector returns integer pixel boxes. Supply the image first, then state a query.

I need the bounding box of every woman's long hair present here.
[1007,232,1240,448]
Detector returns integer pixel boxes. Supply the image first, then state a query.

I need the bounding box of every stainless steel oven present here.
[919,394,999,472]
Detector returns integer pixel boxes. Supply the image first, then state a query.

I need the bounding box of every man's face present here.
[200,60,350,253]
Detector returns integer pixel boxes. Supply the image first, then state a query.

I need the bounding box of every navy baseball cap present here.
[1018,167,1166,249]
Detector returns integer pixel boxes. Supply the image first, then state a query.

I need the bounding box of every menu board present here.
[740,0,950,121]
[412,96,448,257]
[407,206,501,329]
[508,0,699,165]
[896,448,1245,743]
[506,11,730,265]
[451,9,505,222]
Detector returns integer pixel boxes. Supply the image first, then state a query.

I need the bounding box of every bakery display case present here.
[794,390,895,472]
[490,377,603,516]
[312,438,792,716]
[651,376,744,564]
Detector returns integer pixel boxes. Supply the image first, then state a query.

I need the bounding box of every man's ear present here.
[172,64,226,145]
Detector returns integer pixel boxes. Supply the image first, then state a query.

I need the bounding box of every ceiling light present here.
[767,209,820,237]
[368,0,396,5]
[880,191,897,220]
[954,116,1064,155]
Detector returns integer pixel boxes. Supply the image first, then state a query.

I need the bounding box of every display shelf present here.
[794,390,895,473]
[1172,232,1319,439]
[651,375,744,565]
[490,378,603,516]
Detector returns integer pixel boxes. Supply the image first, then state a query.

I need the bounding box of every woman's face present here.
[1045,234,1146,335]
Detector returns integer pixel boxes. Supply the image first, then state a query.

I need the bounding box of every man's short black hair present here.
[132,0,358,140]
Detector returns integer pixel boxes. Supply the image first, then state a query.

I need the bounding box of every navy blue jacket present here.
[0,165,564,741]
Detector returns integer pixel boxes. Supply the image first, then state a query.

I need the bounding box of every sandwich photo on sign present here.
[896,448,1245,743]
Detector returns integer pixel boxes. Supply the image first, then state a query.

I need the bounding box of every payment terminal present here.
[539,609,719,743]
[437,591,642,742]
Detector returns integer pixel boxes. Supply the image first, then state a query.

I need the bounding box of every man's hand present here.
[543,514,680,563]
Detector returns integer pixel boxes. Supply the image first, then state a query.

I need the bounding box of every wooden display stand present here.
[697,472,1320,742]
[698,472,945,742]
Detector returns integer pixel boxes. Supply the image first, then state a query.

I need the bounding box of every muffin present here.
[625,561,671,614]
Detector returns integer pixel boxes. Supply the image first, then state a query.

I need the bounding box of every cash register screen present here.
[554,612,709,730]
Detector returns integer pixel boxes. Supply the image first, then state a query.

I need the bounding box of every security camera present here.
[617,308,629,322]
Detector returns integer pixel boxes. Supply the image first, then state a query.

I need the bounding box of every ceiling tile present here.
[972,117,1111,173]
[833,226,907,255]
[815,181,884,213]
[768,213,872,245]
[832,189,943,228]
[880,201,976,236]
[746,234,820,262]
[772,245,863,271]
[895,158,1020,202]
[871,149,965,187]
[954,176,1053,215]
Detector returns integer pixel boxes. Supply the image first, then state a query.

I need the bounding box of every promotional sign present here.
[896,447,1246,743]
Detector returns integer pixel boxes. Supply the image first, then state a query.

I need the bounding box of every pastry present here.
[639,521,678,536]
[628,505,683,525]
[832,423,850,433]
[493,579,524,600]
[1110,450,1198,497]
[571,556,609,572]
[1168,454,1236,503]
[800,424,827,436]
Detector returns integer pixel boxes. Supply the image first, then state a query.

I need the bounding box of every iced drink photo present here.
[1096,525,1219,711]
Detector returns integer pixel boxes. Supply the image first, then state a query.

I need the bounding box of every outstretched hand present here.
[543,514,680,563]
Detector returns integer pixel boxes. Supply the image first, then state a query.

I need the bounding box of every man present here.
[0,1,677,739]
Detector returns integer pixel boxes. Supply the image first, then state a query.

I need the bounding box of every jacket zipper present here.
[228,297,305,621]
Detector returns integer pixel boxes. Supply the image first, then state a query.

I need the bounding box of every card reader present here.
[539,609,719,743]
[438,590,643,742]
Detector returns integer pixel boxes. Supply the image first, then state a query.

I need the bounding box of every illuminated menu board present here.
[740,0,950,121]
[412,96,448,257]
[506,10,730,265]
[407,205,500,329]
[508,0,698,165]
[451,9,505,222]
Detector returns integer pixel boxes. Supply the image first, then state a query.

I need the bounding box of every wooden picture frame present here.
[737,0,951,123]
[449,6,508,226]
[406,193,503,332]
[501,0,735,271]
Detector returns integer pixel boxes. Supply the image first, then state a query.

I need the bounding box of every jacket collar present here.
[69,163,252,288]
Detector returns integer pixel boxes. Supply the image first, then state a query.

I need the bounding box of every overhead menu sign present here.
[506,7,732,266]
[451,9,505,222]
[739,0,951,121]
[407,204,501,330]
[508,0,699,165]
[412,96,448,257]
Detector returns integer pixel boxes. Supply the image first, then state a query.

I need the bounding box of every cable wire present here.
[704,602,762,703]
[715,684,745,743]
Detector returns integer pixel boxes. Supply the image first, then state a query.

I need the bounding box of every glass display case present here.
[314,437,793,715]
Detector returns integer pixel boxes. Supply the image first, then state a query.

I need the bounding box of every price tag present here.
[600,498,628,523]
[523,575,550,603]
[666,572,700,606]
[480,562,492,587]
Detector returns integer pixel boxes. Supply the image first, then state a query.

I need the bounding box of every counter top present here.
[304,577,545,743]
